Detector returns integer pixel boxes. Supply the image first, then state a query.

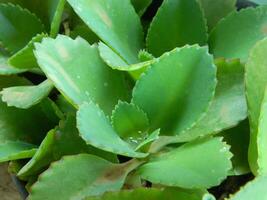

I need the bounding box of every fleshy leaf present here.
[50,0,66,37]
[250,0,267,5]
[67,0,143,64]
[197,0,236,31]
[18,115,118,178]
[175,58,247,141]
[8,33,47,69]
[0,54,26,75]
[34,35,129,114]
[98,42,152,79]
[245,38,267,174]
[70,25,99,44]
[77,102,148,158]
[0,141,37,162]
[228,176,267,200]
[0,76,55,144]
[0,3,45,53]
[1,79,54,109]
[85,188,213,200]
[209,6,267,62]
[132,45,217,136]
[146,0,207,57]
[256,87,267,175]
[134,129,160,151]
[131,0,152,16]
[139,137,232,189]
[28,154,142,200]
[221,120,250,175]
[111,101,149,141]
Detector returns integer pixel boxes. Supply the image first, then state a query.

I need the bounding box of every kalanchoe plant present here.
[1,0,267,199]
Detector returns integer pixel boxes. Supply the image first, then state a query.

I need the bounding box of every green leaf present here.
[70,24,99,44]
[77,102,148,158]
[0,141,37,162]
[34,35,129,114]
[176,58,247,141]
[139,137,232,189]
[1,79,54,109]
[220,120,250,175]
[0,76,55,144]
[245,38,267,174]
[131,0,152,16]
[0,3,45,54]
[50,0,66,37]
[209,6,267,62]
[67,0,144,64]
[228,176,267,200]
[18,115,118,178]
[197,0,236,31]
[134,129,160,151]
[8,33,46,69]
[111,101,149,141]
[146,0,207,57]
[256,87,267,175]
[28,154,142,200]
[85,188,213,200]
[0,54,26,75]
[250,0,267,5]
[132,45,217,136]
[98,42,152,79]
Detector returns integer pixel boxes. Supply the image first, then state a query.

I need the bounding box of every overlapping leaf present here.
[0,141,37,162]
[209,6,267,62]
[18,115,117,179]
[28,154,142,200]
[77,102,148,158]
[131,0,152,16]
[0,3,45,53]
[139,137,232,189]
[245,38,267,174]
[1,79,54,109]
[34,35,129,114]
[132,45,217,136]
[197,0,236,31]
[146,0,207,57]
[0,54,26,75]
[67,0,143,64]
[228,176,267,200]
[85,188,214,200]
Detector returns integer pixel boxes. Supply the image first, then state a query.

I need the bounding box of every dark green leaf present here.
[131,0,152,16]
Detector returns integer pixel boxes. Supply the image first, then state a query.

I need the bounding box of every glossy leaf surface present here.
[132,45,217,136]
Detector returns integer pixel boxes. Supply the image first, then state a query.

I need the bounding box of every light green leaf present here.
[131,0,152,16]
[0,141,37,162]
[146,0,207,57]
[0,54,26,75]
[0,76,55,144]
[256,87,267,175]
[176,58,247,141]
[220,120,250,175]
[132,45,217,136]
[34,35,129,114]
[67,0,143,64]
[1,79,54,109]
[209,6,267,62]
[111,101,149,141]
[28,154,142,200]
[228,176,267,200]
[135,129,160,151]
[18,115,117,179]
[85,188,213,200]
[250,0,267,5]
[8,33,46,69]
[245,38,267,174]
[197,0,236,31]
[98,42,152,79]
[139,137,232,189]
[0,3,45,53]
[77,102,148,158]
